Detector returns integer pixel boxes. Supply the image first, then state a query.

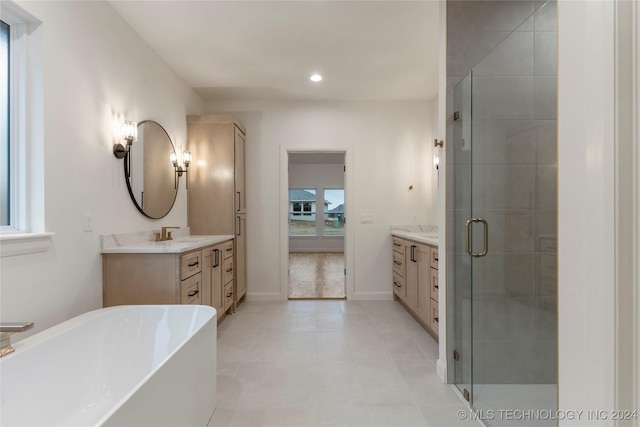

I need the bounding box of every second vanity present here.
[101,230,236,322]
[391,226,439,341]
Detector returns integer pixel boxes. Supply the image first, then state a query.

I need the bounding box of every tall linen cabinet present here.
[187,115,247,307]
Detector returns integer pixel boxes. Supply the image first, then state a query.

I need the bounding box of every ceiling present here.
[108,1,440,102]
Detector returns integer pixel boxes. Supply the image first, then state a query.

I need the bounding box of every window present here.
[289,189,317,236]
[1,19,9,227]
[288,188,345,237]
[0,4,50,257]
[323,188,344,236]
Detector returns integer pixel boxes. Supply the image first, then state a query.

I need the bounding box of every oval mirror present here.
[124,120,177,219]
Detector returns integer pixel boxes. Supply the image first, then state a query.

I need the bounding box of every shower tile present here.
[473,340,537,383]
[533,76,557,120]
[505,254,536,296]
[473,76,534,120]
[535,165,557,208]
[535,120,557,165]
[506,165,536,210]
[473,31,534,76]
[534,297,558,340]
[473,297,536,341]
[506,212,535,252]
[534,1,557,32]
[447,1,536,34]
[535,208,557,236]
[534,340,558,384]
[472,120,537,165]
[534,31,557,76]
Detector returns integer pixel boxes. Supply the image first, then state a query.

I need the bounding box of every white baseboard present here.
[350,291,393,301]
[288,249,345,253]
[436,358,447,383]
[245,292,286,301]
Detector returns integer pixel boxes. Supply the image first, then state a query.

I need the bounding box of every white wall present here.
[557,0,617,424]
[206,100,436,299]
[289,162,345,252]
[0,1,203,337]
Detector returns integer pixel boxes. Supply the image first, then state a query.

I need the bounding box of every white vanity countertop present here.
[101,234,235,254]
[391,225,439,246]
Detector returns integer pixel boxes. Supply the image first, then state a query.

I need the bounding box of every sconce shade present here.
[183,151,192,166]
[113,120,137,159]
[122,120,137,143]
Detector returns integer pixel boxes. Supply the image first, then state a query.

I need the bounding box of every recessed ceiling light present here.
[310,74,322,82]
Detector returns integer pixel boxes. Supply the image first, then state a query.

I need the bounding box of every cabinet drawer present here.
[392,251,405,276]
[224,257,234,284]
[431,300,439,334]
[430,268,439,302]
[393,272,405,297]
[392,237,405,255]
[224,282,233,310]
[430,247,439,269]
[180,272,202,305]
[223,240,234,259]
[180,251,202,280]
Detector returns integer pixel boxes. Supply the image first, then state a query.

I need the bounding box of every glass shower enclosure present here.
[446,2,557,426]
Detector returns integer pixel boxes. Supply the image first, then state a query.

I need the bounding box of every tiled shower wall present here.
[470,2,557,384]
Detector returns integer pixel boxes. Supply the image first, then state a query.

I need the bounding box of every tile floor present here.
[208,300,479,427]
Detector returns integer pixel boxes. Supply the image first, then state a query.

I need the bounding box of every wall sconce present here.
[433,153,440,170]
[433,139,444,148]
[171,151,191,189]
[113,120,137,159]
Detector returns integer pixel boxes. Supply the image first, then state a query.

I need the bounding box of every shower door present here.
[447,72,473,402]
[447,2,558,425]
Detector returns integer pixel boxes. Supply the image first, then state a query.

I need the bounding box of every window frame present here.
[322,188,345,237]
[0,3,52,257]
[288,188,318,236]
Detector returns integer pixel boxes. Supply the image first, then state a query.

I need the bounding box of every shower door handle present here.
[465,218,488,258]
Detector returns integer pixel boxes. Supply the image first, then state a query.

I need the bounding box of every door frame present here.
[279,146,354,300]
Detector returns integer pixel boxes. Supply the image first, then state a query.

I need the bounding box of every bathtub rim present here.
[0,304,217,426]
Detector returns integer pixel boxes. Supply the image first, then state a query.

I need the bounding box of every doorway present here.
[287,152,346,299]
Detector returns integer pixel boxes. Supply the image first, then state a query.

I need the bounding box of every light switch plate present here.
[83,213,93,232]
[360,214,374,224]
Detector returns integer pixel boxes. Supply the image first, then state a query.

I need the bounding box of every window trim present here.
[0,3,51,257]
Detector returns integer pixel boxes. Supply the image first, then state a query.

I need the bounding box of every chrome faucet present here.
[0,322,34,357]
[157,226,180,241]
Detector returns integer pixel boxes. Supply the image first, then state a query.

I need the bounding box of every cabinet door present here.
[211,245,224,313]
[234,126,246,214]
[187,120,236,235]
[235,214,247,300]
[416,245,431,322]
[404,243,418,307]
[201,247,213,306]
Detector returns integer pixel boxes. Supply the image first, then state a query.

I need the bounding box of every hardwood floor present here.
[288,252,345,299]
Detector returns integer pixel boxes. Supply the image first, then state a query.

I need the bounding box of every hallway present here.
[288,253,346,299]
[209,300,476,427]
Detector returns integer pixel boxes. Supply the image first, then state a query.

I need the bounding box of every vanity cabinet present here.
[392,236,439,340]
[102,238,235,322]
[187,115,247,308]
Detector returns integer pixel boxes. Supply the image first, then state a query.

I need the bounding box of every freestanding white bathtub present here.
[0,305,217,426]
